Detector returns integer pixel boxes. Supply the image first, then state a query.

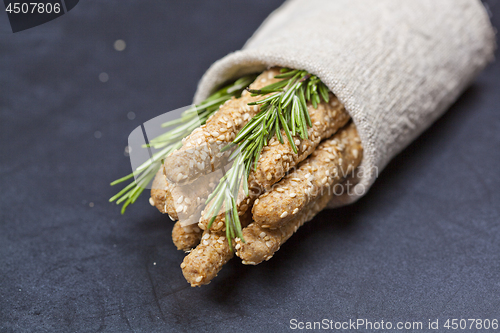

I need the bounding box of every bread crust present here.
[163,68,282,185]
[252,122,362,229]
[236,124,362,264]
[181,210,252,286]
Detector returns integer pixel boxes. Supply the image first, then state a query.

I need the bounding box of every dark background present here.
[1,1,499,332]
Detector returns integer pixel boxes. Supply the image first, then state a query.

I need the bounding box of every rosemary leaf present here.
[110,74,258,213]
[205,68,329,247]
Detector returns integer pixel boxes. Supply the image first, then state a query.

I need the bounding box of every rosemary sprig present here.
[205,68,330,248]
[110,74,258,214]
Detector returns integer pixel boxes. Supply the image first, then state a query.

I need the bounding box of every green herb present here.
[205,68,330,248]
[109,74,258,214]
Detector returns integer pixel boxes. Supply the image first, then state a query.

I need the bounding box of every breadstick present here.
[181,210,252,286]
[198,95,350,232]
[151,164,223,219]
[150,168,177,220]
[251,94,350,190]
[163,68,282,185]
[172,221,203,251]
[150,170,203,250]
[181,230,232,287]
[252,122,362,228]
[235,183,335,265]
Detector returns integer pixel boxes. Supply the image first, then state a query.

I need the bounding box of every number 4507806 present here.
[5,2,61,14]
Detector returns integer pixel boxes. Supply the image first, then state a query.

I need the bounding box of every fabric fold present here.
[194,0,496,207]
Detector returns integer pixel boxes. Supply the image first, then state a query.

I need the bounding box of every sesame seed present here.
[266,241,273,248]
[176,205,184,213]
[280,211,288,218]
[352,149,359,159]
[266,174,272,180]
[254,198,259,205]
[202,233,210,240]
[292,208,299,214]
[203,240,209,246]
[177,196,184,204]
[289,192,296,198]
[259,232,266,238]
[149,197,155,206]
[195,276,203,283]
[235,243,241,250]
[180,262,186,268]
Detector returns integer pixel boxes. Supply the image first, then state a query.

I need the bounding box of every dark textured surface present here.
[1,1,499,332]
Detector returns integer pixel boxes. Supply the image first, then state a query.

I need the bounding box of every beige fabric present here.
[193,0,496,207]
